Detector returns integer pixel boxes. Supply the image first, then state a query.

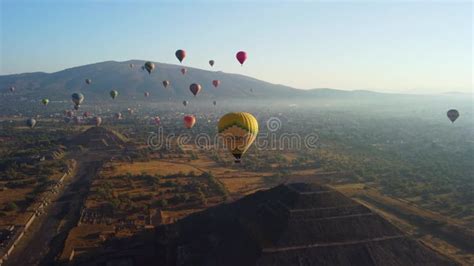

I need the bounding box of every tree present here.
[4,202,18,212]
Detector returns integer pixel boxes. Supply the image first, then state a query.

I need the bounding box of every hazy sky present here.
[0,0,472,93]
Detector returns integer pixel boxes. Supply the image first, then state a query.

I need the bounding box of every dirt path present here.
[4,156,105,266]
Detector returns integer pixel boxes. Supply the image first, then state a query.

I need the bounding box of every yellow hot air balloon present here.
[218,112,258,163]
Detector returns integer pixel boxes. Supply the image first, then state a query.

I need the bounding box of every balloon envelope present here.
[181,68,187,75]
[144,62,155,74]
[162,80,170,88]
[144,92,150,97]
[93,116,102,126]
[189,83,202,96]
[110,90,118,99]
[236,51,247,65]
[447,109,459,123]
[212,80,220,88]
[85,79,92,85]
[218,112,258,163]
[184,115,196,129]
[209,60,215,67]
[183,100,188,106]
[71,93,84,106]
[41,99,49,106]
[175,49,186,63]
[26,118,37,129]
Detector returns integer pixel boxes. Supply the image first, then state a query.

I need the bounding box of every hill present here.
[74,183,455,266]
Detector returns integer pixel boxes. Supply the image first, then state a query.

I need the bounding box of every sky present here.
[0,0,472,93]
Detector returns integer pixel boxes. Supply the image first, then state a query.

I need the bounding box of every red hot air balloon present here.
[183,115,196,129]
[212,80,220,88]
[175,49,186,63]
[181,68,187,75]
[236,51,247,65]
[189,83,202,96]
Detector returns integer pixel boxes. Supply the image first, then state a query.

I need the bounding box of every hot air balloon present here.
[213,100,217,106]
[144,92,150,97]
[110,90,118,99]
[129,63,134,68]
[73,116,82,125]
[447,109,459,123]
[85,79,92,85]
[83,111,91,118]
[236,51,247,65]
[184,115,196,129]
[175,49,186,63]
[26,118,36,129]
[9,86,15,92]
[153,116,161,125]
[144,62,155,74]
[41,98,49,106]
[66,110,74,118]
[114,112,122,120]
[212,80,220,88]
[93,116,102,126]
[71,92,84,108]
[181,68,187,75]
[183,100,188,107]
[209,60,215,67]
[162,80,170,88]
[218,112,258,163]
[189,83,201,96]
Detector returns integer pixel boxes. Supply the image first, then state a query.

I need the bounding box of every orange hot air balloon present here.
[181,68,187,75]
[236,51,247,65]
[175,49,186,63]
[183,115,196,129]
[212,80,220,88]
[189,83,201,96]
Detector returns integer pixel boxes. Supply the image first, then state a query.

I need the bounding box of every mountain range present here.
[0,60,384,101]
